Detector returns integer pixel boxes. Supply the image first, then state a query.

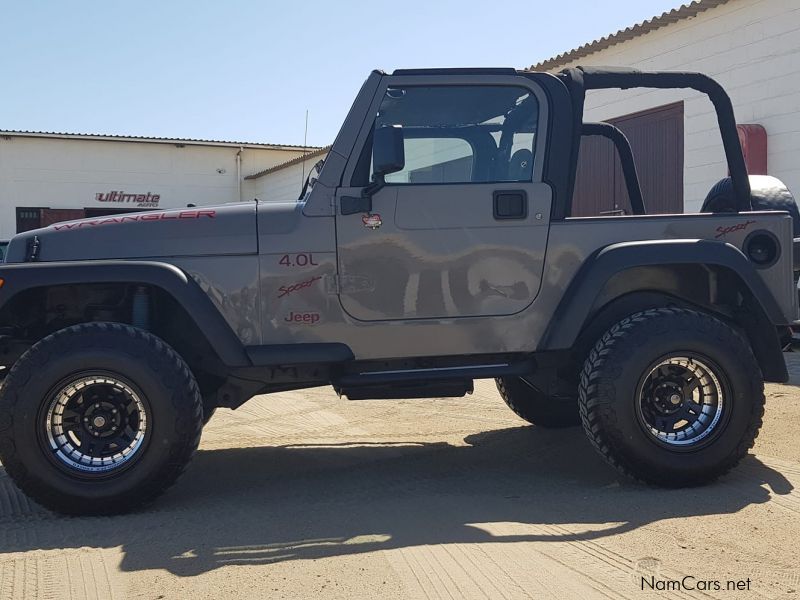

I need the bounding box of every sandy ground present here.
[1,358,800,599]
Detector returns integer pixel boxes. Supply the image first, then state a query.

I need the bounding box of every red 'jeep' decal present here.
[714,220,756,238]
[52,210,216,231]
[284,311,320,324]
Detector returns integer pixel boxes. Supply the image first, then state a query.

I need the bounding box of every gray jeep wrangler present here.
[0,67,797,515]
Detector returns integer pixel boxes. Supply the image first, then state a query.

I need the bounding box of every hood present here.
[4,203,257,263]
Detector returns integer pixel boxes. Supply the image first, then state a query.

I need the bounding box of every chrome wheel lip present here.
[44,374,148,474]
[636,355,727,448]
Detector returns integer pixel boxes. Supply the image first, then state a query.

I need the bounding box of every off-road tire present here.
[0,322,203,515]
[496,377,580,428]
[202,405,217,426]
[578,308,764,487]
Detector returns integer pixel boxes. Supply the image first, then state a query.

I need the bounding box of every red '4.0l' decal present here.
[278,253,318,267]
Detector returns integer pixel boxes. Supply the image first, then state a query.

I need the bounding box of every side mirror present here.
[372,125,405,180]
[341,125,405,215]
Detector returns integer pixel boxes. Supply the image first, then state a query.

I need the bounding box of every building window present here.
[16,208,43,233]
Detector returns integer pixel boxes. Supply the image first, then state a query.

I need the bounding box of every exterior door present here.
[572,102,684,216]
[335,81,552,322]
[40,209,87,227]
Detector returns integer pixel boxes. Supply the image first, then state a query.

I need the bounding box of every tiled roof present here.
[245,146,331,179]
[0,129,320,151]
[530,0,731,71]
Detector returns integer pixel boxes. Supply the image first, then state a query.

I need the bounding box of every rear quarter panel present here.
[541,211,797,327]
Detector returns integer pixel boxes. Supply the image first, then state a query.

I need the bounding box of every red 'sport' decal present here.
[715,220,756,238]
[52,210,216,230]
[284,311,320,324]
[362,213,382,229]
[277,275,322,298]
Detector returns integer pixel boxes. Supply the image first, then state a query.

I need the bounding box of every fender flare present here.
[540,239,788,351]
[0,260,251,367]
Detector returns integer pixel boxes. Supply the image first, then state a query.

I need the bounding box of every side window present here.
[387,137,474,184]
[373,85,538,185]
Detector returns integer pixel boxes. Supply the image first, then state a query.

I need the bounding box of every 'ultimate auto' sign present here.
[96,190,161,207]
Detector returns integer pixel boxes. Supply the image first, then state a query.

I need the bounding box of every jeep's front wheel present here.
[495,377,580,428]
[579,308,764,487]
[0,322,203,515]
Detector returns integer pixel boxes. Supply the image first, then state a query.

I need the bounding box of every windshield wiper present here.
[298,159,325,201]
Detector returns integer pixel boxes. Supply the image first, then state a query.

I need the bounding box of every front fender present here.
[0,260,251,367]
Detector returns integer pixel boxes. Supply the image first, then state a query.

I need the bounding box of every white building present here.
[0,131,318,239]
[537,0,800,215]
[245,145,330,203]
[3,0,798,236]
[256,0,800,216]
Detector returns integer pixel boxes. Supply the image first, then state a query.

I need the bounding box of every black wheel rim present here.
[42,373,149,474]
[636,355,728,449]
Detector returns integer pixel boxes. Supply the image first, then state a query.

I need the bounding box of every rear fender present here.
[540,239,789,382]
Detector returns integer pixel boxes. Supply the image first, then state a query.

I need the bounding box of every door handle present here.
[493,190,527,220]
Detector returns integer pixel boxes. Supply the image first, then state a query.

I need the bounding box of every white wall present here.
[556,0,800,211]
[250,153,328,203]
[0,135,308,239]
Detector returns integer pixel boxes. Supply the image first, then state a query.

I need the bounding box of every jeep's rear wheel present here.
[202,405,217,425]
[0,322,203,515]
[579,308,764,487]
[495,377,580,428]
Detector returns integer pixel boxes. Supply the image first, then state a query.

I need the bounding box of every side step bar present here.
[340,380,474,400]
[335,359,535,387]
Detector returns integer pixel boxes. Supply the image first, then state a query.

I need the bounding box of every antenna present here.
[301,109,309,187]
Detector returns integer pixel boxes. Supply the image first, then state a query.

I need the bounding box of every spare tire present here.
[702,175,800,237]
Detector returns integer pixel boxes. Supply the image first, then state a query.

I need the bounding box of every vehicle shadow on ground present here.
[0,425,793,576]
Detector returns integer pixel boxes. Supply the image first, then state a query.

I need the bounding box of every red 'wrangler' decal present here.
[714,220,756,238]
[52,210,216,231]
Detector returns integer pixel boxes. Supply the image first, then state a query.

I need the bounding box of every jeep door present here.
[334,75,552,321]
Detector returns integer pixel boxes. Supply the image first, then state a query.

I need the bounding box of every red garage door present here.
[40,209,87,227]
[572,101,684,216]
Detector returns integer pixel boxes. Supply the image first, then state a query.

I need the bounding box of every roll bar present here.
[581,123,646,215]
[560,66,751,215]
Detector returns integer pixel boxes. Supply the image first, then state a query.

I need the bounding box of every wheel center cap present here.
[92,415,107,428]
[669,393,682,405]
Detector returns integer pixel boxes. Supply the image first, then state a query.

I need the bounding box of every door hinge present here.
[325,274,374,295]
[26,235,41,262]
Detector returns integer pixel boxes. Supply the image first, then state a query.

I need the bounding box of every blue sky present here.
[1,1,682,147]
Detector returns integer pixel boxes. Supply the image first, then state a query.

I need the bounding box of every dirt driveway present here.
[1,356,799,599]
